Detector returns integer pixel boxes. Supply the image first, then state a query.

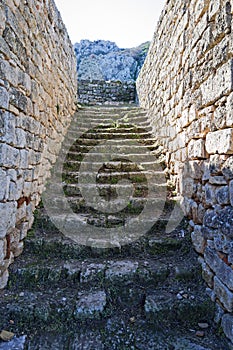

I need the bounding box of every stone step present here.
[8,258,170,291]
[64,137,158,147]
[67,143,159,155]
[63,181,165,197]
[63,159,162,172]
[63,171,166,187]
[24,204,187,259]
[0,285,212,331]
[65,151,165,163]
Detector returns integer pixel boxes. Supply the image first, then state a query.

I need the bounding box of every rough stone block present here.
[205,246,233,291]
[188,139,206,159]
[214,276,233,312]
[191,225,206,253]
[222,157,233,180]
[0,86,9,110]
[201,61,233,106]
[74,291,106,319]
[0,202,17,238]
[222,314,233,343]
[215,186,230,205]
[206,129,233,155]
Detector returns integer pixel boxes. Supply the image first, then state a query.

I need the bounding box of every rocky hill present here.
[74,40,150,82]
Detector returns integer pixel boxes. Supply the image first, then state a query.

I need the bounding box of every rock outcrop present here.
[74,40,150,82]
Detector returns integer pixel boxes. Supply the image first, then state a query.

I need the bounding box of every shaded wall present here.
[137,0,233,342]
[0,0,77,288]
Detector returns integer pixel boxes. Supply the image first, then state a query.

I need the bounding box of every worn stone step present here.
[63,181,163,197]
[65,135,157,145]
[24,206,187,259]
[71,132,153,141]
[63,169,165,182]
[0,276,214,334]
[8,258,170,291]
[63,159,162,173]
[65,151,164,163]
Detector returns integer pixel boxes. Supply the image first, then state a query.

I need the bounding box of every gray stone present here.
[0,86,9,109]
[214,276,233,312]
[204,246,233,291]
[191,225,206,254]
[0,202,17,238]
[215,186,229,205]
[105,260,138,280]
[222,314,233,344]
[222,157,233,180]
[206,129,233,155]
[74,291,106,319]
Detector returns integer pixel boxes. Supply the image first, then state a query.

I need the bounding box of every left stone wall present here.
[0,0,77,288]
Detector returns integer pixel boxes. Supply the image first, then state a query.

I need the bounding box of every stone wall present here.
[137,0,233,342]
[78,80,136,105]
[0,0,77,288]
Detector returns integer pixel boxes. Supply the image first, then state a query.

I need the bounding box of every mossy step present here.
[0,280,214,333]
[8,258,170,291]
[144,288,215,327]
[65,151,162,162]
[63,181,163,197]
[24,216,187,259]
[63,169,165,182]
[76,131,152,139]
[63,159,161,172]
[62,136,157,149]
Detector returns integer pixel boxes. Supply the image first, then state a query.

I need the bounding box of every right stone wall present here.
[137,0,233,342]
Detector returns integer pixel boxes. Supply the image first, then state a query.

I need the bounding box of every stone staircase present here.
[0,106,231,349]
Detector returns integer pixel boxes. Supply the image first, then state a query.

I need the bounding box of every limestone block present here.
[201,261,214,288]
[210,155,227,175]
[215,186,229,205]
[204,207,233,237]
[201,61,233,106]
[0,202,17,238]
[204,183,217,206]
[214,276,233,312]
[188,139,206,159]
[191,225,206,253]
[222,314,233,344]
[205,246,233,291]
[0,143,20,168]
[209,176,227,185]
[222,157,233,180]
[206,129,233,154]
[0,111,16,145]
[214,233,232,254]
[0,86,9,110]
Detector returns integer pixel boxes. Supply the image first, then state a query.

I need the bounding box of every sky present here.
[54,0,166,48]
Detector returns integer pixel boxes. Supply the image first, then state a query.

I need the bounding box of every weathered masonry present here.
[137,0,233,343]
[0,0,77,288]
[78,80,136,105]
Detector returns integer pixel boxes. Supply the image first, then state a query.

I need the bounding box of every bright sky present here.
[54,0,166,48]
